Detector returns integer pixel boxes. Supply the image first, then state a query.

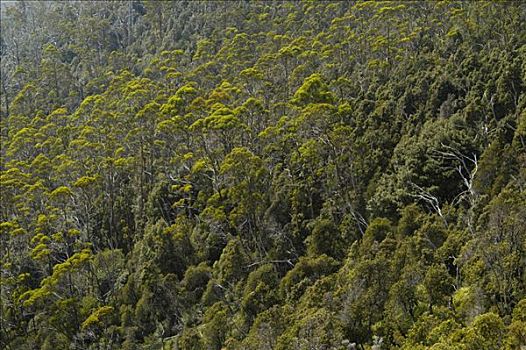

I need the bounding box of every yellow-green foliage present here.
[1,2,525,350]
[81,306,114,329]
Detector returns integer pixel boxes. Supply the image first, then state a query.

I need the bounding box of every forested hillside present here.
[1,1,525,349]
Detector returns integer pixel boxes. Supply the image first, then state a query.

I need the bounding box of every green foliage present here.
[202,302,229,350]
[214,237,248,286]
[305,218,345,259]
[291,73,335,106]
[1,1,525,349]
[81,305,114,329]
[280,255,339,302]
[181,262,211,304]
[242,263,278,319]
[275,308,345,350]
[505,299,526,349]
[364,217,393,243]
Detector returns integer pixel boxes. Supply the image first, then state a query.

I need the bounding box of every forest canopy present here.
[1,1,525,349]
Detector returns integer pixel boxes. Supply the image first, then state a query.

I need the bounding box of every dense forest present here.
[1,1,525,349]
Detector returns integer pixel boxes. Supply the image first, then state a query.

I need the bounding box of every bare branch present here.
[246,259,294,269]
[408,181,447,227]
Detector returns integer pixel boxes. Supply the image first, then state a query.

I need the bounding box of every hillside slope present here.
[1,1,525,349]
